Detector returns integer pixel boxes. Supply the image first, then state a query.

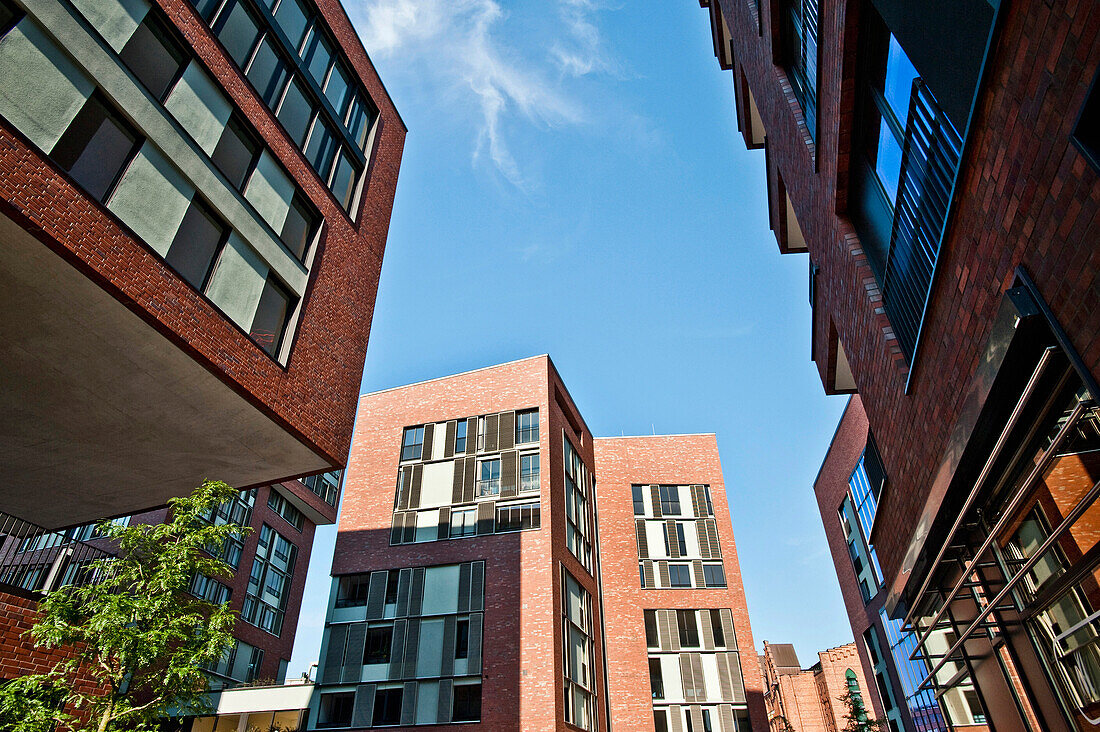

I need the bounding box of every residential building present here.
[698,0,1100,727]
[759,641,880,732]
[184,355,763,730]
[0,0,404,529]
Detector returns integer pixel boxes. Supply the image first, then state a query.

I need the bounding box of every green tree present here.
[0,480,249,732]
[839,679,890,732]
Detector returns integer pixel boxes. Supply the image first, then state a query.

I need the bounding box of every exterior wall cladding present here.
[699,0,1100,728]
[316,355,767,731]
[759,641,879,732]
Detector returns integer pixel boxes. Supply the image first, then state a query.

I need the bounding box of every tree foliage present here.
[839,687,890,732]
[0,480,249,732]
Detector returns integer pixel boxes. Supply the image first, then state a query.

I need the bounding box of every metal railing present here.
[882,78,964,362]
[0,512,114,596]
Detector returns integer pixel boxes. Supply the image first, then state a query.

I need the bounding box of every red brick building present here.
[698,0,1100,728]
[294,356,764,730]
[759,641,880,732]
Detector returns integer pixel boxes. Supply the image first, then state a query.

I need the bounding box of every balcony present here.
[881,79,964,363]
[0,512,113,597]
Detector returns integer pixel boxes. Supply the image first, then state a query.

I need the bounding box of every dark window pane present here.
[452,684,481,723]
[330,148,358,211]
[346,94,370,150]
[276,76,313,145]
[246,38,290,107]
[654,710,669,732]
[304,118,338,180]
[273,0,309,52]
[632,485,644,515]
[704,564,727,588]
[649,658,665,699]
[384,570,398,604]
[710,610,725,646]
[644,610,658,647]
[249,276,293,356]
[677,610,699,647]
[1,0,23,36]
[211,116,259,188]
[188,0,221,22]
[215,0,260,66]
[372,688,402,726]
[119,14,187,101]
[324,62,350,116]
[363,625,392,664]
[51,95,139,202]
[304,30,332,86]
[317,693,353,727]
[279,192,317,260]
[455,618,469,659]
[164,200,226,289]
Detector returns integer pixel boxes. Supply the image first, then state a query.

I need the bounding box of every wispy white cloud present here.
[356,0,612,186]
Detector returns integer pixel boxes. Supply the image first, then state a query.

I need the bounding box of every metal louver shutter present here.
[437,507,450,541]
[498,410,515,449]
[689,706,706,732]
[690,654,706,699]
[657,561,670,588]
[666,520,680,559]
[402,512,416,544]
[390,513,404,545]
[650,485,662,518]
[728,652,746,703]
[402,619,420,678]
[680,654,696,701]
[484,413,499,452]
[365,571,388,620]
[467,611,484,674]
[661,610,679,651]
[476,501,495,535]
[642,560,655,589]
[707,519,721,557]
[343,622,367,683]
[441,616,457,676]
[400,681,418,724]
[397,466,413,510]
[437,678,453,724]
[700,610,714,650]
[692,560,705,588]
[444,420,456,458]
[388,619,407,679]
[720,609,736,649]
[351,683,376,728]
[409,464,423,509]
[396,569,412,617]
[463,457,476,503]
[718,704,736,732]
[452,460,464,503]
[636,519,649,558]
[457,562,472,613]
[669,705,684,732]
[409,567,425,617]
[421,423,434,462]
[321,624,347,683]
[465,417,477,454]
[470,561,485,611]
[697,519,711,559]
[716,652,734,701]
[690,485,703,517]
[500,450,518,496]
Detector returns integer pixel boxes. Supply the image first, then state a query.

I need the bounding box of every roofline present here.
[594,433,717,440]
[327,0,408,132]
[812,394,856,488]
[359,354,551,398]
[542,355,594,438]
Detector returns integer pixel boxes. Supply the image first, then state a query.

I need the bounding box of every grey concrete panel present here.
[106,143,193,256]
[0,19,93,152]
[164,61,232,156]
[206,232,267,331]
[244,151,293,233]
[68,0,148,52]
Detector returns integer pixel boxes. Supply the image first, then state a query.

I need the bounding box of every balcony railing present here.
[882,78,964,363]
[0,512,114,596]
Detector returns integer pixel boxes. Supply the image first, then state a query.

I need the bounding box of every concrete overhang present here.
[0,211,331,530]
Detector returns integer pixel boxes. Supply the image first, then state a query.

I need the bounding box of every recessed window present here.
[654,710,669,732]
[703,486,714,516]
[649,658,665,699]
[187,0,220,22]
[520,453,540,492]
[454,419,467,453]
[249,275,294,357]
[632,485,645,515]
[335,574,369,607]
[710,611,725,646]
[782,0,818,139]
[212,115,260,188]
[669,564,692,588]
[677,609,700,647]
[384,569,399,605]
[702,709,714,732]
[346,93,372,150]
[267,490,303,530]
[324,62,352,116]
[164,199,228,290]
[246,37,290,106]
[703,563,727,588]
[363,624,392,664]
[478,458,501,497]
[276,76,314,145]
[304,117,338,179]
[119,13,187,101]
[329,147,359,212]
[214,0,260,67]
[496,501,540,532]
[673,523,688,555]
[316,692,353,728]
[51,93,140,202]
[659,485,680,515]
[272,0,309,52]
[644,610,658,647]
[449,507,476,538]
[401,426,424,461]
[279,192,318,260]
[372,686,402,726]
[303,28,333,86]
[452,682,481,723]
[455,618,470,659]
[516,409,539,443]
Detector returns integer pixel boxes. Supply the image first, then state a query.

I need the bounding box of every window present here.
[213,0,260,67]
[276,76,314,145]
[520,453,540,492]
[335,574,369,607]
[496,501,540,532]
[632,485,645,515]
[449,507,476,538]
[562,569,595,730]
[702,709,714,732]
[564,438,592,571]
[455,618,470,659]
[782,0,818,138]
[516,409,539,443]
[476,416,486,451]
[249,275,294,357]
[164,199,228,290]
[677,610,700,647]
[1,0,24,38]
[267,490,303,530]
[477,458,500,496]
[316,692,353,728]
[658,485,680,515]
[245,37,290,106]
[242,524,295,635]
[305,117,338,179]
[710,611,725,646]
[454,420,467,453]
[188,0,220,22]
[649,657,665,699]
[346,93,372,150]
[272,0,309,51]
[51,93,140,202]
[325,62,351,116]
[674,523,688,555]
[385,570,399,605]
[303,29,333,86]
[212,116,260,189]
[644,610,659,647]
[452,682,481,723]
[703,486,714,516]
[654,710,669,732]
[669,564,692,588]
[1074,67,1100,170]
[372,686,402,726]
[188,573,231,604]
[363,624,392,664]
[279,192,318,260]
[703,564,727,588]
[119,13,187,101]
[401,426,424,461]
[329,148,359,211]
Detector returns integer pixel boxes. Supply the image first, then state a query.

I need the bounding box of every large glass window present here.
[214,0,260,67]
[51,94,140,202]
[267,490,303,530]
[703,564,727,588]
[242,524,296,636]
[562,569,595,730]
[452,682,481,722]
[496,501,540,532]
[329,148,358,211]
[400,426,424,461]
[782,0,818,138]
[677,609,700,647]
[276,76,314,145]
[516,409,539,443]
[164,199,228,290]
[478,458,501,497]
[272,0,309,51]
[363,624,391,665]
[279,192,318,260]
[649,658,665,699]
[520,453,540,492]
[245,37,290,106]
[372,687,402,726]
[449,507,476,538]
[212,116,260,189]
[454,420,467,453]
[565,438,592,571]
[119,13,187,101]
[669,564,692,588]
[659,485,680,515]
[249,275,294,357]
[632,485,645,515]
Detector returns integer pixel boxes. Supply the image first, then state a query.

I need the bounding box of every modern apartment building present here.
[189,355,765,731]
[699,0,1100,730]
[758,641,880,732]
[0,0,404,529]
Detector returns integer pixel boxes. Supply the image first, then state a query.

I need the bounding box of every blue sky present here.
[289,0,850,678]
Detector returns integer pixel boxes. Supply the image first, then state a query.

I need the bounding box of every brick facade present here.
[759,641,881,732]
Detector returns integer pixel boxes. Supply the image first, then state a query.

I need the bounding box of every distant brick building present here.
[760,641,880,732]
[698,0,1100,728]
